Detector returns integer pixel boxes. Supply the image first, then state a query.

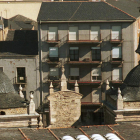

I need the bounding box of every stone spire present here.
[29,91,35,114]
[106,79,110,90]
[19,84,24,98]
[61,65,67,91]
[49,82,54,94]
[117,88,123,110]
[75,80,79,93]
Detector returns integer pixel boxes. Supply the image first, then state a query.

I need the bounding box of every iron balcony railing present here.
[110,33,123,42]
[110,55,122,61]
[48,75,60,81]
[46,34,59,41]
[111,75,122,81]
[15,77,27,84]
[67,33,101,41]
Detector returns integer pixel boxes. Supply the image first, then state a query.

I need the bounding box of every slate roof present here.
[0,123,140,140]
[1,30,38,55]
[0,93,27,109]
[0,71,15,94]
[9,15,37,30]
[106,0,140,18]
[37,2,135,21]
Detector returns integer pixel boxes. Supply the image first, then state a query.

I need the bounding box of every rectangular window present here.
[49,68,59,80]
[111,26,121,40]
[112,47,122,60]
[91,47,101,61]
[0,67,3,72]
[112,68,122,81]
[91,26,100,40]
[69,27,78,40]
[49,47,59,61]
[17,67,26,83]
[70,68,79,80]
[69,47,79,61]
[92,68,101,81]
[48,27,57,40]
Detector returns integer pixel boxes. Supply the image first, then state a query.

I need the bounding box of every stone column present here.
[49,82,54,94]
[19,84,24,98]
[117,88,123,110]
[61,65,67,91]
[75,80,79,93]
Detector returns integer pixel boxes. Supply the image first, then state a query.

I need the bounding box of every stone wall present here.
[124,102,140,109]
[48,90,82,128]
[0,108,27,115]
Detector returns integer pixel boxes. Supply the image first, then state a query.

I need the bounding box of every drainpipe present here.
[39,20,43,111]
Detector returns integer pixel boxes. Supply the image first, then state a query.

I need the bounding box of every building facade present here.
[37,1,139,125]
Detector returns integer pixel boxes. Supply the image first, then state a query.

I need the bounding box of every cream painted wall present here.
[0,2,41,21]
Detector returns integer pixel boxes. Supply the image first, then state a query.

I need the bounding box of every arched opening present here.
[0,111,6,115]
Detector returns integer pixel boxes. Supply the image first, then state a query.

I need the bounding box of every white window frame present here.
[48,27,58,40]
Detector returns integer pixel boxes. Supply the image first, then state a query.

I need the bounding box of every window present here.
[112,68,122,81]
[111,26,121,40]
[69,27,78,40]
[91,47,101,61]
[91,68,101,81]
[49,68,59,80]
[0,67,3,72]
[70,68,79,80]
[69,47,79,61]
[49,47,59,61]
[91,26,100,40]
[17,67,26,83]
[112,47,122,61]
[48,27,57,40]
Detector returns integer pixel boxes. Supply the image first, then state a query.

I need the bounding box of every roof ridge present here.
[104,1,136,20]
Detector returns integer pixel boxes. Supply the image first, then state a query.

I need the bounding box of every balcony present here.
[68,76,102,85]
[14,77,27,84]
[111,75,123,84]
[68,58,102,65]
[67,34,102,44]
[46,34,59,43]
[47,57,59,64]
[110,33,123,43]
[47,75,60,83]
[110,55,123,64]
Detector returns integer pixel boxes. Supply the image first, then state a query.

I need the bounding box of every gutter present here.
[37,20,135,23]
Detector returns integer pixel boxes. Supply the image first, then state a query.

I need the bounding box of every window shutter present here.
[48,27,57,40]
[91,26,100,40]
[112,26,121,40]
[70,68,79,76]
[69,27,78,40]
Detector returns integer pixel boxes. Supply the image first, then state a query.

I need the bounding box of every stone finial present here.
[75,80,79,93]
[49,82,54,94]
[29,91,35,114]
[19,84,24,98]
[117,88,123,110]
[61,65,67,91]
[106,79,110,90]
